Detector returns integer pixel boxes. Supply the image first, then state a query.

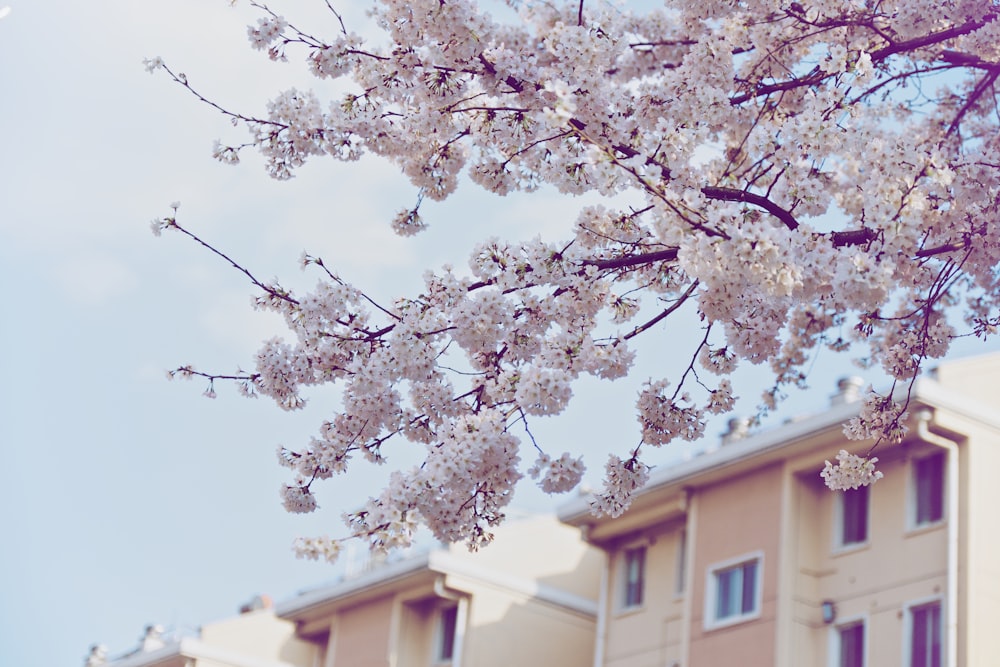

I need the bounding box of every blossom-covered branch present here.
[149,0,1000,559]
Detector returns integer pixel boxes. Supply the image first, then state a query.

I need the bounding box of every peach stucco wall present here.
[787,447,949,666]
[688,462,783,667]
[604,524,686,667]
[332,594,395,667]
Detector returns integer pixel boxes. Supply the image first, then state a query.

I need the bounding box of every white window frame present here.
[704,551,763,630]
[909,451,946,531]
[904,597,944,667]
[828,615,867,667]
[619,544,647,611]
[833,485,871,552]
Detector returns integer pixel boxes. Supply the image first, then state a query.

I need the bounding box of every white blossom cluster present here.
[292,535,341,563]
[843,390,910,444]
[280,482,318,514]
[591,455,651,518]
[820,449,884,491]
[151,0,1000,559]
[528,452,586,494]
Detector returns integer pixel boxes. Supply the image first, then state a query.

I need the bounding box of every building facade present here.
[275,515,601,667]
[559,354,1000,667]
[84,602,315,667]
[92,516,601,667]
[91,354,1000,667]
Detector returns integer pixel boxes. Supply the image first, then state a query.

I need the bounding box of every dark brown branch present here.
[831,228,877,247]
[623,281,699,340]
[169,366,259,382]
[168,218,299,306]
[941,50,997,69]
[945,68,1000,138]
[585,249,679,271]
[701,186,800,230]
[730,12,998,105]
[585,226,878,273]
[915,241,968,258]
[870,13,997,62]
[162,64,285,129]
[477,53,524,93]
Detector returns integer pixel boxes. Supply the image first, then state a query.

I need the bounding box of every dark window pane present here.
[714,559,759,621]
[676,531,687,594]
[624,547,645,607]
[439,606,458,661]
[916,453,945,525]
[911,603,942,667]
[741,561,757,614]
[716,567,737,619]
[842,486,869,544]
[929,604,942,667]
[840,623,864,667]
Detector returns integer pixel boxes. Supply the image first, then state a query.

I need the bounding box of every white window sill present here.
[703,610,761,632]
[905,519,946,537]
[831,541,870,557]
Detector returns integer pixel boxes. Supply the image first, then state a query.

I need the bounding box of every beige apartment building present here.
[559,353,1000,667]
[90,354,1000,667]
[276,515,602,667]
[91,515,601,667]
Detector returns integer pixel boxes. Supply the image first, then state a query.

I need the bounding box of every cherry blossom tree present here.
[148,0,1000,560]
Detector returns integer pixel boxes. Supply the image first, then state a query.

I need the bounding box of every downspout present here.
[434,577,468,667]
[591,535,609,667]
[679,488,695,667]
[915,408,959,667]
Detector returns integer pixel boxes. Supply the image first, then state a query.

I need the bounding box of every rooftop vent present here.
[84,645,107,667]
[140,624,165,652]
[830,376,864,406]
[720,416,751,445]
[239,594,273,614]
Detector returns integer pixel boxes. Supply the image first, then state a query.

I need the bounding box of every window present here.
[909,601,942,667]
[675,530,687,596]
[436,605,458,663]
[837,486,869,548]
[622,546,646,609]
[705,553,762,629]
[834,621,865,667]
[914,452,945,526]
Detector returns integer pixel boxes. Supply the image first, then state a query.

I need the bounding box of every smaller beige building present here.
[84,601,314,667]
[276,515,602,667]
[559,353,1000,667]
[90,515,602,667]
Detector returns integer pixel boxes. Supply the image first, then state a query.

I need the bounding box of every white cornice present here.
[275,548,597,622]
[429,551,598,617]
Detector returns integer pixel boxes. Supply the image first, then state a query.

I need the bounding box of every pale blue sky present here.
[1,3,997,666]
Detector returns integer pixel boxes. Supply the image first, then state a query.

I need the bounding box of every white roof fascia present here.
[109,638,298,667]
[557,398,863,523]
[903,377,1000,430]
[428,551,598,617]
[275,552,433,618]
[276,548,597,621]
[559,375,1000,525]
[179,639,301,667]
